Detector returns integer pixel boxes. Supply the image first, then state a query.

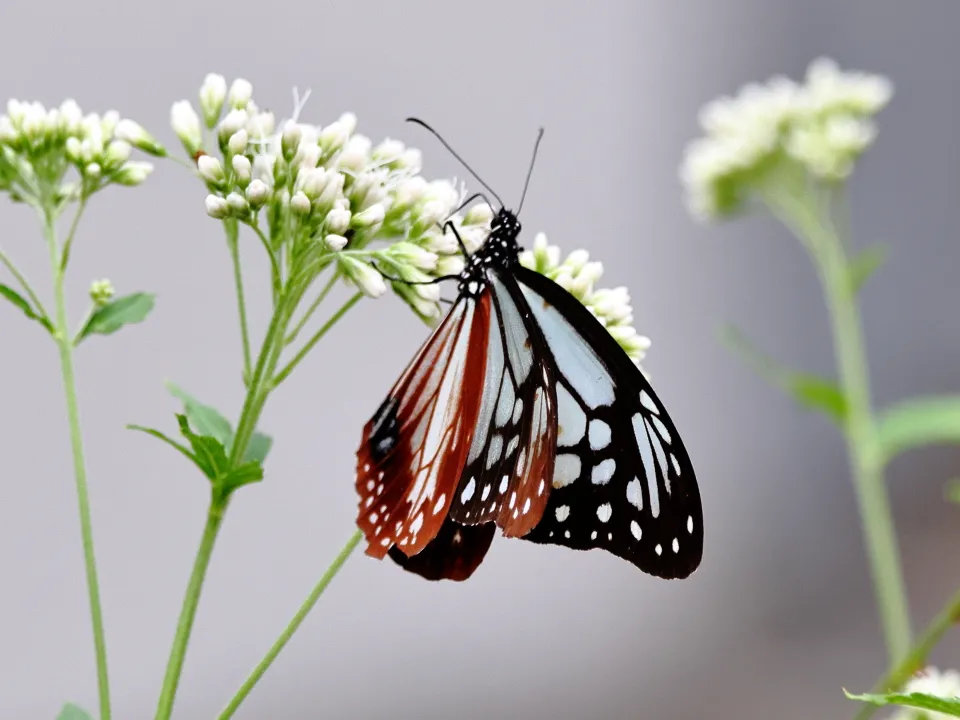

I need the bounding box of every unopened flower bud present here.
[170,101,202,154]
[197,155,225,184]
[114,161,153,186]
[115,119,165,156]
[227,78,254,109]
[245,178,269,208]
[89,279,115,306]
[227,129,248,156]
[199,73,227,128]
[325,206,351,234]
[290,191,311,216]
[226,191,249,216]
[325,233,348,251]
[205,194,229,218]
[351,203,385,229]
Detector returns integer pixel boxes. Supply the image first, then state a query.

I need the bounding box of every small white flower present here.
[171,100,202,154]
[199,73,227,128]
[197,155,225,184]
[84,162,102,178]
[226,191,249,216]
[290,191,311,216]
[463,202,494,226]
[231,154,252,185]
[103,140,132,168]
[0,116,16,144]
[388,241,439,271]
[115,118,165,156]
[245,178,269,208]
[325,206,351,234]
[218,109,248,142]
[394,176,428,208]
[341,256,387,298]
[227,129,248,156]
[59,99,83,135]
[89,278,115,306]
[319,113,354,154]
[113,161,153,186]
[324,233,348,251]
[338,134,372,174]
[205,193,229,218]
[299,167,329,199]
[251,154,275,187]
[351,203,386,229]
[247,111,275,141]
[227,78,254,109]
[435,254,465,276]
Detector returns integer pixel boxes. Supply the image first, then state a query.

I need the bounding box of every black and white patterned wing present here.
[514,266,703,579]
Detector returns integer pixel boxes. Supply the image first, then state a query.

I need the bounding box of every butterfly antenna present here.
[406,117,505,209]
[517,127,544,214]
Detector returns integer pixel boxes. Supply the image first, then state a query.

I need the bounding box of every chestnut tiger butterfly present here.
[355,119,702,581]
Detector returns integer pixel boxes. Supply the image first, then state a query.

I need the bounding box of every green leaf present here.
[165,382,273,463]
[720,324,848,424]
[0,283,52,332]
[848,245,888,295]
[176,414,229,481]
[56,703,95,720]
[127,424,199,468]
[875,396,960,463]
[845,689,960,716]
[244,432,273,464]
[76,292,155,343]
[222,461,265,493]
[166,382,233,448]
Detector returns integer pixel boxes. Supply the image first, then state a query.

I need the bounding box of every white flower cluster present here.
[520,233,651,370]
[680,57,893,221]
[88,278,115,307]
[889,667,960,720]
[0,99,160,203]
[172,73,491,321]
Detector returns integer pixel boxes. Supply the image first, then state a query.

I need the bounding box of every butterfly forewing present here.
[356,297,491,560]
[446,273,557,538]
[514,266,703,579]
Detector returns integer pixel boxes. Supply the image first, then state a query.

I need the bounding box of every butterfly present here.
[354,120,702,582]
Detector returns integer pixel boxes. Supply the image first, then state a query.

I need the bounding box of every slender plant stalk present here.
[217,530,364,719]
[42,204,112,720]
[273,292,362,387]
[153,500,226,720]
[854,586,960,720]
[154,299,294,720]
[225,220,253,384]
[770,188,911,666]
[285,270,339,345]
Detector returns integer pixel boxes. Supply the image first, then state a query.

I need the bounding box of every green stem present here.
[0,246,51,321]
[770,187,911,666]
[272,292,362,387]
[216,530,363,720]
[43,207,112,720]
[154,299,294,720]
[153,499,226,720]
[285,270,339,346]
[248,221,282,305]
[225,220,252,384]
[854,586,960,720]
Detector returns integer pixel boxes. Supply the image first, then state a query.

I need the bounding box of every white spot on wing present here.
[512,397,523,424]
[639,390,658,414]
[556,384,586,447]
[499,475,508,493]
[650,414,672,444]
[633,413,659,517]
[591,458,616,485]
[552,453,581,488]
[481,484,491,501]
[588,419,611,450]
[555,505,570,522]
[672,537,679,553]
[495,376,515,428]
[630,520,642,540]
[687,515,694,534]
[433,493,446,515]
[596,503,612,523]
[626,477,643,510]
[411,513,424,534]
[461,478,476,503]
[486,434,504,469]
[655,543,662,556]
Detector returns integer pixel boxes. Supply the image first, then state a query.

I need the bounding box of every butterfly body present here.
[356,205,702,582]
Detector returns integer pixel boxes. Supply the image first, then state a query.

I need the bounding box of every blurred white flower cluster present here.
[520,233,651,370]
[889,667,960,720]
[680,57,893,221]
[0,99,161,206]
[171,73,492,321]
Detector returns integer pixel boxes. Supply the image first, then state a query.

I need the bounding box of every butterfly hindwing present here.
[356,297,491,561]
[514,266,703,579]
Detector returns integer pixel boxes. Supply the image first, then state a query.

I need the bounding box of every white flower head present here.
[89,278,115,306]
[115,118,165,157]
[227,78,254,109]
[113,161,153,186]
[680,57,893,221]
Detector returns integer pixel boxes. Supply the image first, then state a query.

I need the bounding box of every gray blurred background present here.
[2,0,959,718]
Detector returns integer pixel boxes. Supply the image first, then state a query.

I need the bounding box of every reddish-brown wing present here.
[387,519,496,581]
[356,296,491,561]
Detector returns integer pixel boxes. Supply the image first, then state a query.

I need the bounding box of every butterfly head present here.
[490,207,522,239]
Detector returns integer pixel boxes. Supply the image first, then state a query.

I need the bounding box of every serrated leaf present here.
[845,689,960,716]
[848,245,888,295]
[222,461,265,493]
[875,396,960,463]
[56,703,95,720]
[720,324,848,424]
[166,382,233,447]
[244,431,273,464]
[0,283,52,332]
[76,292,155,343]
[127,424,199,468]
[176,414,229,481]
